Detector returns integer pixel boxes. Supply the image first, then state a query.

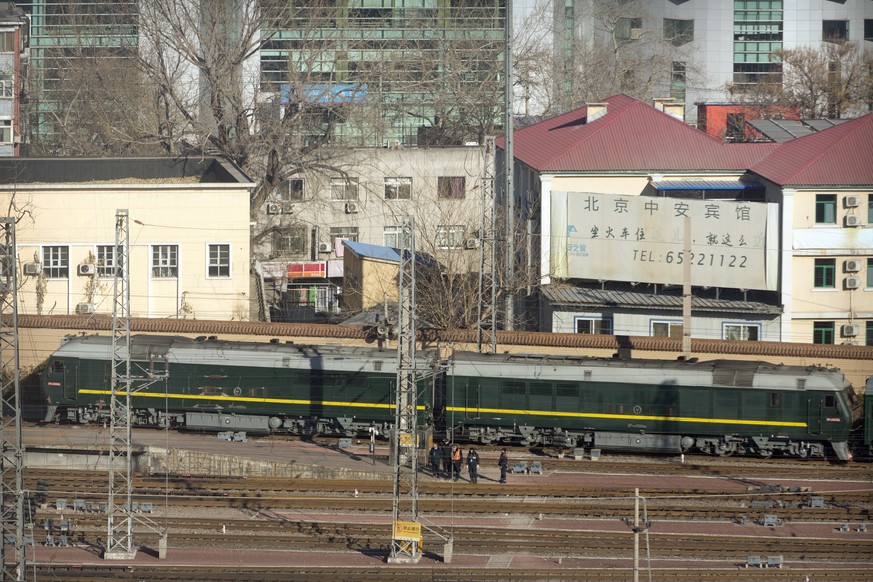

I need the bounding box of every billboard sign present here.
[550,192,778,291]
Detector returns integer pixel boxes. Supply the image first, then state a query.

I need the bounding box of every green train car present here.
[43,334,414,436]
[440,352,857,460]
[42,334,859,460]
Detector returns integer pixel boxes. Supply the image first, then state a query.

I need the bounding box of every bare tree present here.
[725,42,873,120]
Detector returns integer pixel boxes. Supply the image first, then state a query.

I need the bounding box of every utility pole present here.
[682,215,692,358]
[502,0,515,331]
[105,209,137,560]
[0,217,25,581]
[388,215,422,563]
[477,137,498,354]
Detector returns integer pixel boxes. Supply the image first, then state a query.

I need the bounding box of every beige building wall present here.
[256,146,486,282]
[786,188,873,345]
[4,182,252,320]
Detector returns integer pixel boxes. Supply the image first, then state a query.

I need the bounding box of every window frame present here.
[664,18,694,46]
[723,323,760,341]
[273,226,308,256]
[207,243,231,278]
[42,245,69,279]
[815,194,837,224]
[866,320,873,347]
[813,258,836,289]
[865,19,873,42]
[435,225,465,249]
[813,321,835,344]
[651,320,683,339]
[384,225,402,248]
[329,226,359,243]
[330,177,359,201]
[823,20,849,43]
[151,244,179,278]
[96,244,121,278]
[437,176,466,199]
[384,176,412,200]
[866,258,873,289]
[575,317,614,335]
[0,119,11,143]
[280,178,305,202]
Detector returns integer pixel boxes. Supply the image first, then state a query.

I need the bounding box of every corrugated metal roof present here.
[651,179,761,190]
[501,94,778,173]
[750,114,873,186]
[541,286,782,315]
[342,240,400,263]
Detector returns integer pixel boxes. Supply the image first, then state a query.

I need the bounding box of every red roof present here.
[502,94,778,172]
[749,113,873,186]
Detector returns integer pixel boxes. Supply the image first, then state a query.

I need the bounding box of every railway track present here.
[29,566,873,582]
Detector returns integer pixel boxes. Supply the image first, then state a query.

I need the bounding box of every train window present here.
[52,360,64,373]
[824,395,835,408]
[769,393,780,407]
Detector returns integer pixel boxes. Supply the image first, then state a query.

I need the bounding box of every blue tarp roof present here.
[342,240,400,262]
[652,179,762,190]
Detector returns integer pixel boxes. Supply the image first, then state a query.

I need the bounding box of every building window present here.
[384,177,412,200]
[0,73,12,98]
[867,258,873,288]
[866,321,873,347]
[724,324,759,341]
[726,113,745,142]
[384,225,402,248]
[0,119,11,143]
[616,17,643,41]
[96,245,121,278]
[823,20,848,43]
[280,178,304,202]
[815,194,836,224]
[42,246,69,278]
[437,176,465,199]
[330,177,359,200]
[435,225,465,249]
[0,31,12,53]
[576,318,613,335]
[273,226,307,255]
[652,321,682,339]
[151,245,178,278]
[813,321,835,344]
[814,258,836,288]
[868,194,873,223]
[865,19,873,42]
[329,226,358,243]
[207,244,230,277]
[670,61,686,102]
[664,18,694,46]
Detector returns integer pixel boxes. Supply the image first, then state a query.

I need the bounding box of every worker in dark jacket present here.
[440,441,452,477]
[466,448,480,483]
[498,449,508,483]
[429,444,441,476]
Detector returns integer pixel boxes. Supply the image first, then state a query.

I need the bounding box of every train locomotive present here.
[41,334,862,461]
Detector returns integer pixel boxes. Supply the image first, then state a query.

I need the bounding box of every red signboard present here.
[287,262,326,279]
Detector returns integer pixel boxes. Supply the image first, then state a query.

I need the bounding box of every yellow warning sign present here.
[392,521,421,542]
[398,433,415,447]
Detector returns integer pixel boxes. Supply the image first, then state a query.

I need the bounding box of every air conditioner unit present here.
[841,324,860,337]
[844,215,861,227]
[76,303,96,315]
[463,238,480,250]
[844,259,861,273]
[317,242,332,253]
[77,263,96,276]
[845,276,862,289]
[23,262,40,276]
[844,195,860,208]
[630,28,643,40]
[266,202,281,215]
[345,202,360,214]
